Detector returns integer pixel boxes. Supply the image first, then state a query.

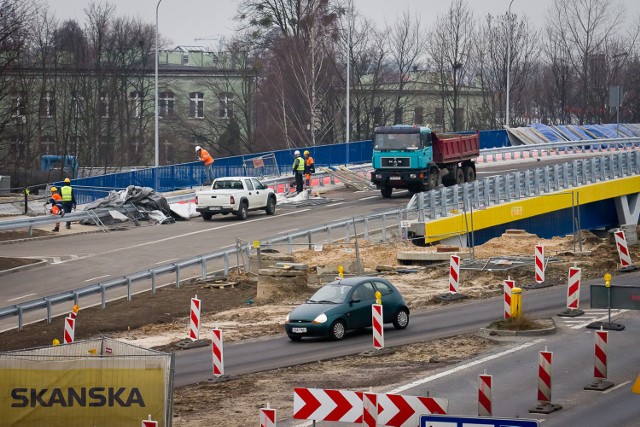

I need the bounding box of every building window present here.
[373,107,382,126]
[11,93,27,121]
[394,107,403,125]
[99,93,110,118]
[434,108,444,128]
[129,91,143,118]
[414,107,424,125]
[159,91,175,118]
[40,91,55,118]
[40,137,57,154]
[218,93,233,119]
[71,92,85,118]
[189,92,204,119]
[182,52,189,65]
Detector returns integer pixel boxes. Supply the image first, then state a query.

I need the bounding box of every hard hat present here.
[64,178,70,183]
[294,150,300,156]
[304,150,310,155]
[50,187,57,192]
[195,145,202,151]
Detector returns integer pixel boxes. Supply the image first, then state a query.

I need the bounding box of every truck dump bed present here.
[432,131,480,163]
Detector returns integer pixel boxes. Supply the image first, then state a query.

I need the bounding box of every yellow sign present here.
[0,365,166,426]
[375,291,382,305]
[253,240,260,248]
[511,206,523,216]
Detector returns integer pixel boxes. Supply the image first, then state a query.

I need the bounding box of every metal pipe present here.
[506,0,516,127]
[155,0,163,167]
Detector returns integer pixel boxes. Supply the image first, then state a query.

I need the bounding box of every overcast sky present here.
[46,0,639,49]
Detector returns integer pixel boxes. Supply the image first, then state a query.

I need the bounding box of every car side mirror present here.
[350,298,361,304]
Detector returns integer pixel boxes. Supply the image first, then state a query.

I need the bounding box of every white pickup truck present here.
[195,177,277,220]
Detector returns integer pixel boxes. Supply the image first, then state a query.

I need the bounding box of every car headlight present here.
[285,314,290,323]
[375,174,382,179]
[312,313,328,324]
[409,173,417,178]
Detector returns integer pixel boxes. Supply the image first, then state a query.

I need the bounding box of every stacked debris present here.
[80,185,174,225]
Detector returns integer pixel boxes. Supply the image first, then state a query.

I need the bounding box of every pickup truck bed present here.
[432,131,480,163]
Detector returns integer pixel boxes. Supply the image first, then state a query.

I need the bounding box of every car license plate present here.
[292,327,307,333]
[389,176,401,180]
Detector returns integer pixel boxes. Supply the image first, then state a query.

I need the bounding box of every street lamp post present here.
[155,0,162,167]
[506,0,515,128]
[345,0,352,165]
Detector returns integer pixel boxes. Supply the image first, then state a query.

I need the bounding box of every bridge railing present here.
[1,151,639,330]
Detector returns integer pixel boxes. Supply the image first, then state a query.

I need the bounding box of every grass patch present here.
[487,315,546,331]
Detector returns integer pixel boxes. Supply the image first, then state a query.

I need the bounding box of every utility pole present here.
[506,0,516,128]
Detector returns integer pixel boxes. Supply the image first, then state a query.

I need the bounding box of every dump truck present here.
[370,125,480,198]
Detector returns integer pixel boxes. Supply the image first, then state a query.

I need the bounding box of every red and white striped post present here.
[535,245,545,283]
[372,304,384,350]
[585,328,614,390]
[503,278,515,319]
[63,316,75,344]
[559,267,584,317]
[260,403,276,427]
[212,328,224,377]
[362,391,377,427]
[141,415,158,427]
[449,255,460,293]
[529,347,562,414]
[614,229,634,270]
[478,372,492,417]
[68,304,79,320]
[189,295,201,341]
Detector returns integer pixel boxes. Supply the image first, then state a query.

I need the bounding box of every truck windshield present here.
[374,133,420,150]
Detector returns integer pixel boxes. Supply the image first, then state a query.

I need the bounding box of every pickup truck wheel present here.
[236,202,248,220]
[463,165,476,183]
[201,212,213,221]
[381,186,392,198]
[265,196,276,215]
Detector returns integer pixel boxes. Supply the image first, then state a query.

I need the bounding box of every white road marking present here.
[570,310,628,329]
[51,257,62,264]
[603,381,630,394]
[156,258,178,265]
[359,195,378,201]
[84,275,110,282]
[98,209,311,256]
[390,338,545,394]
[326,202,345,207]
[8,293,37,302]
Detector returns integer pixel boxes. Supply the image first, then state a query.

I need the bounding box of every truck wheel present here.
[427,170,438,190]
[463,165,476,183]
[236,202,248,220]
[381,186,392,198]
[265,196,276,215]
[455,168,465,185]
[201,212,213,221]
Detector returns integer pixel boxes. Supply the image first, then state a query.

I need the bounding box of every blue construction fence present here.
[56,130,510,204]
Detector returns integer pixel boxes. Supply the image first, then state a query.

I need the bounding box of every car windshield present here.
[213,180,242,190]
[307,284,351,304]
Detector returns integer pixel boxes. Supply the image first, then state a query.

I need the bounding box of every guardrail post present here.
[440,187,448,218]
[417,193,425,223]
[503,175,512,202]
[327,225,333,242]
[127,277,133,299]
[307,231,313,249]
[174,264,181,288]
[18,306,23,331]
[224,252,229,276]
[245,245,251,272]
[523,170,532,196]
[543,166,551,193]
[151,270,157,294]
[562,163,570,189]
[381,214,387,242]
[572,160,579,187]
[472,180,481,208]
[429,192,437,220]
[513,172,522,199]
[533,169,542,195]
[345,222,351,244]
[101,284,107,308]
[201,257,207,279]
[46,299,52,323]
[287,235,293,254]
[364,218,369,240]
[462,185,471,211]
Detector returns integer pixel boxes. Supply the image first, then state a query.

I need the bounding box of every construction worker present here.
[196,145,214,184]
[47,187,63,232]
[292,150,305,194]
[61,178,76,229]
[303,150,315,188]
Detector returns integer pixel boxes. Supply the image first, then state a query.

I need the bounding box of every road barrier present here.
[449,255,460,293]
[189,296,201,341]
[535,245,545,283]
[558,267,585,317]
[372,304,384,350]
[363,392,377,427]
[63,316,75,344]
[293,387,363,423]
[212,328,224,377]
[585,328,614,391]
[478,373,493,416]
[376,393,448,427]
[614,229,635,270]
[503,279,515,319]
[530,348,562,414]
[259,404,276,427]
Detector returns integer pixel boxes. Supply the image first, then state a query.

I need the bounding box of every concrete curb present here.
[478,318,557,337]
[0,229,102,245]
[0,259,47,277]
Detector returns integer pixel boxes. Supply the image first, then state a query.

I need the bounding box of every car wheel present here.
[329,320,346,341]
[381,186,392,198]
[236,202,248,220]
[201,212,212,221]
[265,196,276,215]
[393,308,410,330]
[287,334,302,341]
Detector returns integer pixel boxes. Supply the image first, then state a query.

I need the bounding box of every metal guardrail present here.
[407,151,640,220]
[1,151,638,330]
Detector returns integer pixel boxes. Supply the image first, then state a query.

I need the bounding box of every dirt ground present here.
[0,227,637,426]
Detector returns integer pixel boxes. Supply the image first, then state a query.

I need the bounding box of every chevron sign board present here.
[377,393,448,427]
[293,387,363,423]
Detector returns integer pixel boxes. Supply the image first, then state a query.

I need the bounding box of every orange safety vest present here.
[199,149,214,166]
[50,194,62,215]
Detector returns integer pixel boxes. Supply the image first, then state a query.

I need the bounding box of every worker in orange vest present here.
[196,145,215,184]
[304,150,315,189]
[47,187,63,232]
